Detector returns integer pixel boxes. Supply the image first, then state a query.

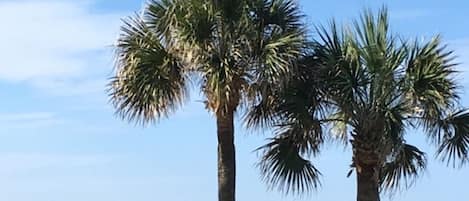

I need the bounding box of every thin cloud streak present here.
[0,112,63,130]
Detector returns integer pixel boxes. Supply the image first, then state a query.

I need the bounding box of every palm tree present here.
[107,1,307,201]
[250,8,469,201]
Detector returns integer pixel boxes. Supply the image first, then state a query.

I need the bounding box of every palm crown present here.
[109,0,306,120]
[108,1,308,201]
[253,8,469,198]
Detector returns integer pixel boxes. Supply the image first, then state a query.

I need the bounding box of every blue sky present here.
[0,0,468,201]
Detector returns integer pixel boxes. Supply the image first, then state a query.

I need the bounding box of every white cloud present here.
[0,112,54,121]
[0,152,117,174]
[32,78,108,97]
[0,0,124,95]
[0,112,61,129]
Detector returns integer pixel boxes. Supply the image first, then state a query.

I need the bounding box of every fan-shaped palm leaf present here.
[435,110,469,167]
[109,16,188,124]
[257,131,321,195]
[379,143,427,191]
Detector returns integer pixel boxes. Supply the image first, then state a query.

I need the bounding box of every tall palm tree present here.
[108,1,307,201]
[250,8,469,201]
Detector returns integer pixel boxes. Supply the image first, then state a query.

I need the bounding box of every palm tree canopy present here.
[109,0,308,123]
[108,2,309,201]
[253,8,469,195]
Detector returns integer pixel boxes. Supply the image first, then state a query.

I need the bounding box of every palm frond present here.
[250,0,307,83]
[257,31,306,83]
[251,1,307,84]
[263,0,304,32]
[352,7,390,73]
[109,16,188,124]
[144,0,181,39]
[403,36,459,126]
[245,54,325,130]
[244,0,309,129]
[214,0,244,24]
[435,109,469,167]
[244,87,280,129]
[383,101,409,145]
[255,89,325,194]
[257,132,321,195]
[314,22,368,114]
[199,34,252,114]
[348,7,410,109]
[380,143,427,191]
[175,0,215,47]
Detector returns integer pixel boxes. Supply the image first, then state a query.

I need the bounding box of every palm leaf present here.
[435,109,469,167]
[244,0,310,129]
[403,36,459,126]
[380,143,427,191]
[257,132,321,195]
[250,0,307,86]
[109,16,188,124]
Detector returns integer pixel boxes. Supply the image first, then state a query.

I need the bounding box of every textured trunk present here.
[356,164,380,201]
[352,129,381,201]
[352,112,385,201]
[217,110,236,201]
[353,140,381,201]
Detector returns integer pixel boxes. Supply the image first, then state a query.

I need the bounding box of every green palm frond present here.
[201,51,248,114]
[244,0,309,129]
[214,0,244,24]
[144,0,183,39]
[435,110,469,167]
[179,2,215,47]
[245,53,325,130]
[250,0,307,85]
[352,8,389,72]
[256,31,306,83]
[347,7,410,108]
[315,22,371,112]
[146,0,216,67]
[403,36,459,125]
[380,143,427,191]
[352,7,394,72]
[383,101,409,145]
[244,91,278,129]
[263,0,304,32]
[247,65,325,145]
[257,132,321,195]
[255,84,325,194]
[109,16,188,124]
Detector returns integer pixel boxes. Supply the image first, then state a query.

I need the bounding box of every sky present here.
[0,0,468,201]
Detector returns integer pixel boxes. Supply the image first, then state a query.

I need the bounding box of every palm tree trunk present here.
[352,130,381,201]
[356,164,380,201]
[217,110,236,201]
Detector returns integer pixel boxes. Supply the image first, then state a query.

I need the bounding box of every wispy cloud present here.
[0,0,124,96]
[32,78,108,97]
[0,112,54,121]
[0,112,60,129]
[0,152,118,174]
